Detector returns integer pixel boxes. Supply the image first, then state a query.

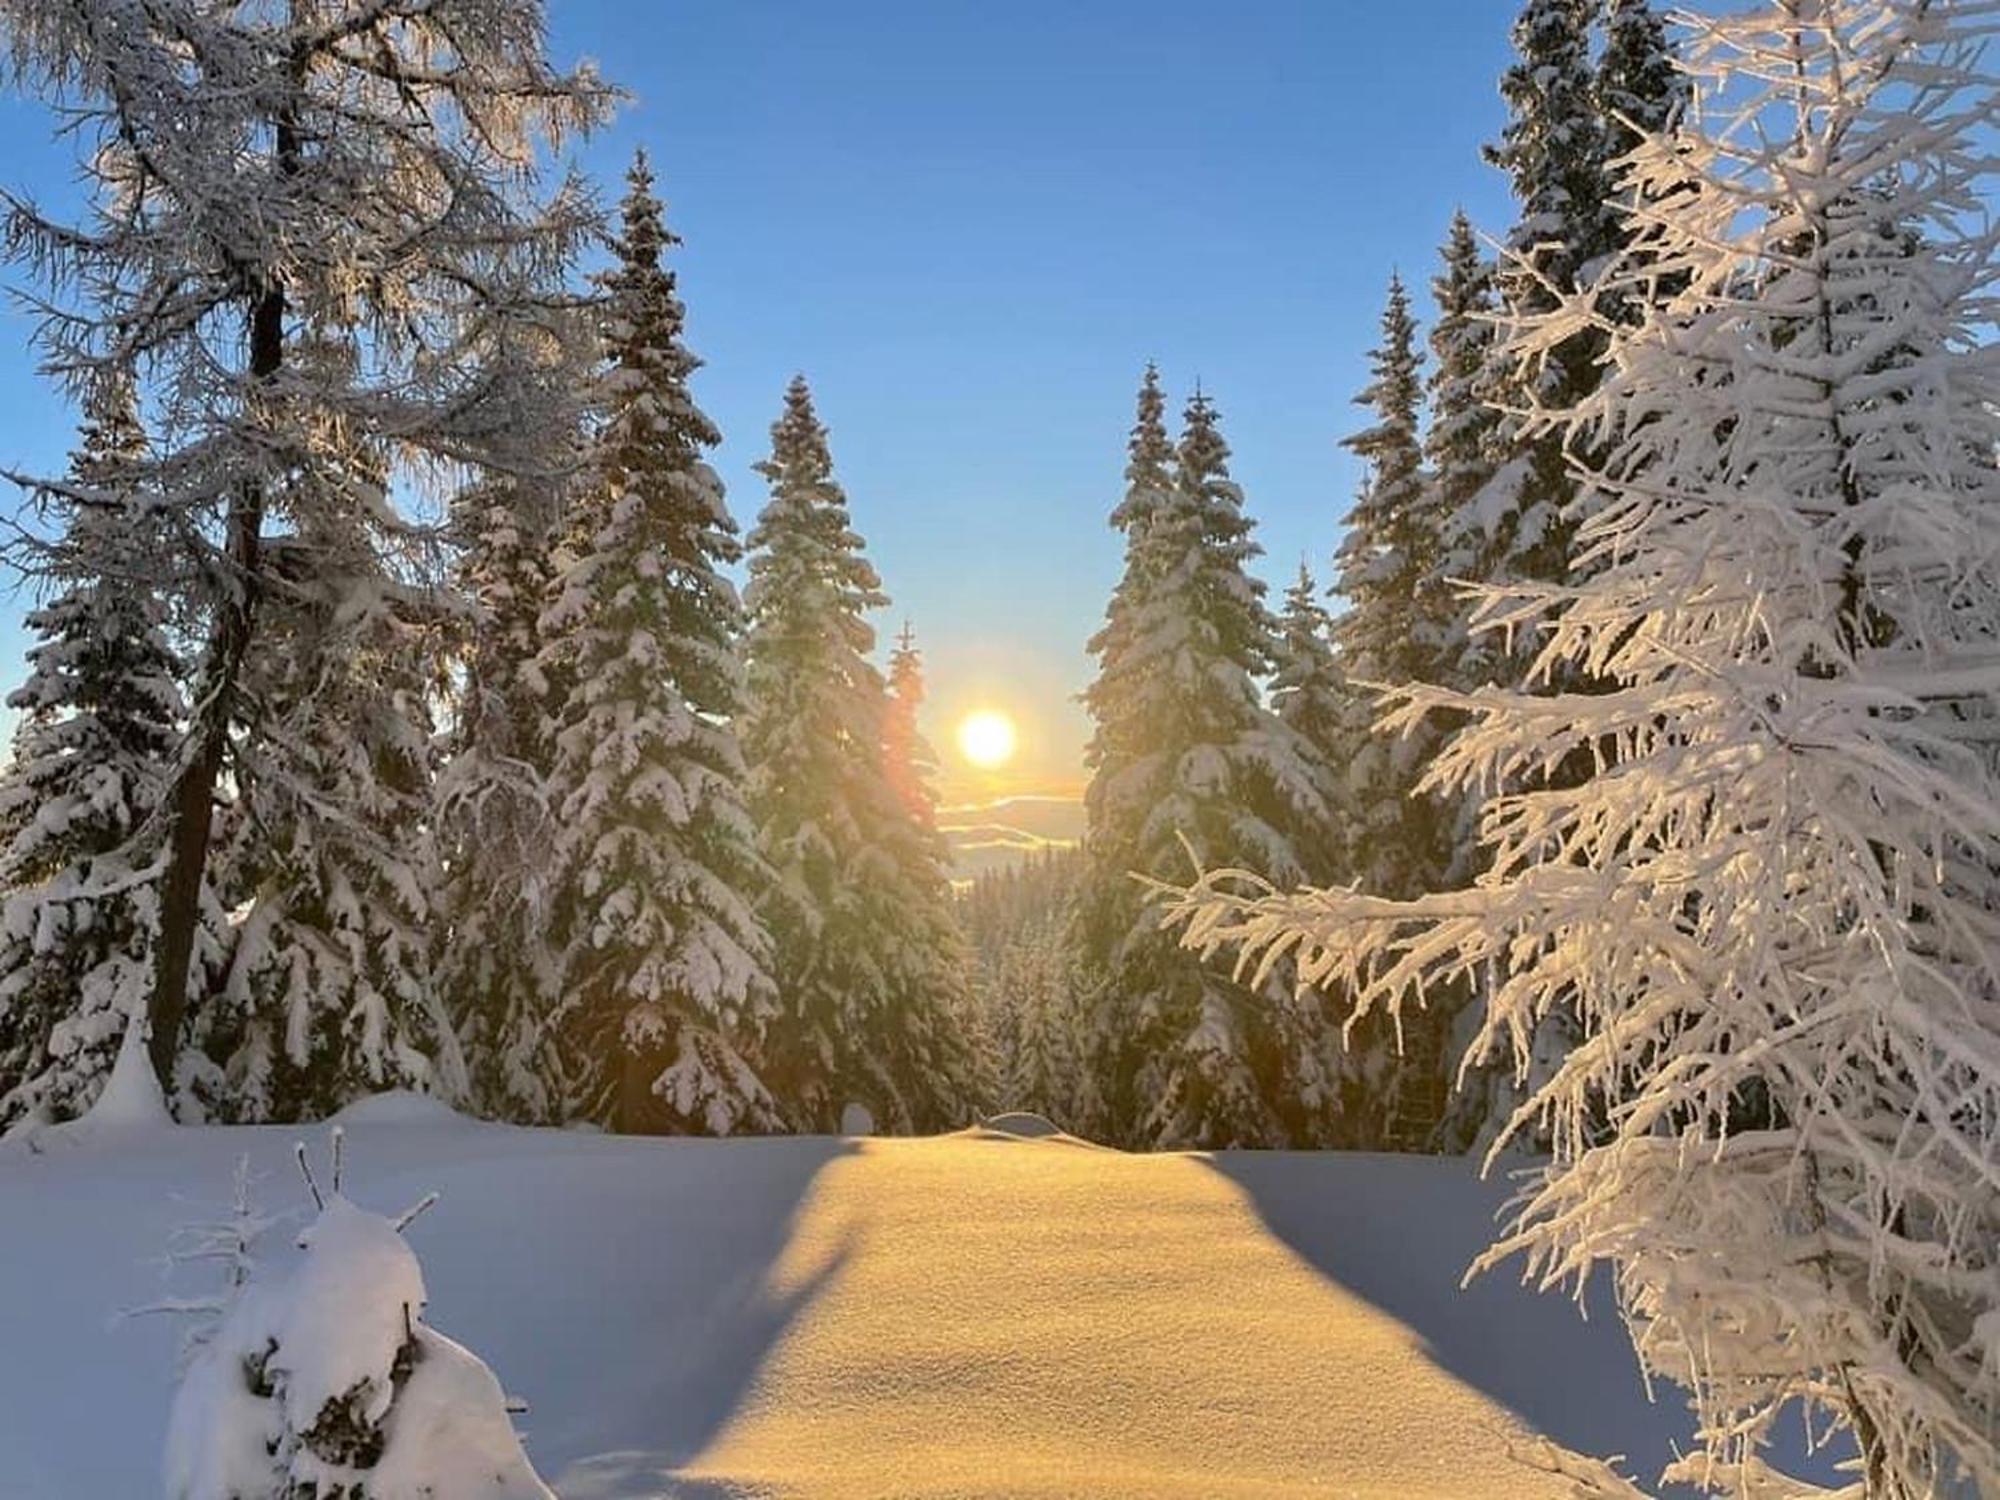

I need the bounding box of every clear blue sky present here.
[0,0,1522,797]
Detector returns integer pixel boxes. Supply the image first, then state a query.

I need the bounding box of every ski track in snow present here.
[2,1112,1704,1498]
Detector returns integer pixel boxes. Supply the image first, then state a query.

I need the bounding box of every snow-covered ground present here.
[4,1103,1760,1497]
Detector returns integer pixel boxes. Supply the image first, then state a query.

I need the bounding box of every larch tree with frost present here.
[537,155,778,1136]
[1082,388,1335,1148]
[0,0,612,1103]
[436,303,593,1125]
[742,378,966,1134]
[0,373,192,1129]
[1163,2,2000,1490]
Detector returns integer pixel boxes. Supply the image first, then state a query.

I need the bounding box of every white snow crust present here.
[1,1119,1844,1497]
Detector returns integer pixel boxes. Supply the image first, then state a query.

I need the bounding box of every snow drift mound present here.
[328,1091,466,1128]
[978,1111,1067,1140]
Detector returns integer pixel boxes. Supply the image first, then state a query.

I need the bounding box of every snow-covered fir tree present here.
[197,521,464,1123]
[742,378,968,1134]
[1268,563,1358,888]
[1080,387,1338,1148]
[1594,0,1683,165]
[536,154,778,1136]
[1422,210,1508,696]
[1267,564,1422,1146]
[999,916,1085,1130]
[870,622,979,1123]
[1334,275,1456,900]
[1594,0,1689,327]
[0,0,612,1099]
[883,623,932,825]
[1476,0,1612,597]
[1087,363,1177,705]
[1333,283,1470,1148]
[1072,367,1181,1138]
[1166,1,2000,1487]
[435,308,590,1125]
[960,847,1092,1126]
[0,374,191,1129]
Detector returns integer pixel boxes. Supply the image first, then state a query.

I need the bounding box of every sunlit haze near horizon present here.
[0,1,1525,805]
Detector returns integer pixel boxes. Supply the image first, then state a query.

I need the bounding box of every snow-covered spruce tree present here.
[435,305,591,1125]
[1081,390,1338,1148]
[0,373,191,1130]
[534,154,778,1136]
[1595,0,1686,203]
[1476,0,1613,598]
[1423,210,1508,698]
[1268,563,1418,1143]
[871,622,980,1123]
[1421,215,1533,1151]
[962,847,1094,1127]
[1334,274,1456,899]
[1269,563,1359,887]
[1085,363,1177,714]
[1332,281,1468,1149]
[165,1137,553,1499]
[197,518,465,1123]
[1594,0,1690,326]
[1001,916,1084,1129]
[1072,366,1181,1138]
[0,0,612,1100]
[742,378,967,1134]
[1164,3,2000,1489]
[884,622,932,825]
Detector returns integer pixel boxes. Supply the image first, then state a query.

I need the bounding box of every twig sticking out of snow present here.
[295,1140,325,1214]
[394,1192,440,1234]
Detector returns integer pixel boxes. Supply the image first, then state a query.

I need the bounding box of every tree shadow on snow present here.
[1202,1151,1849,1496]
[396,1132,859,1498]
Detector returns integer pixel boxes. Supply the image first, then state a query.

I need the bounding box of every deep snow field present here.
[3,1099,1773,1498]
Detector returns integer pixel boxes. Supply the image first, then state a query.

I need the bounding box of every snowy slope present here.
[3,1107,1707,1498]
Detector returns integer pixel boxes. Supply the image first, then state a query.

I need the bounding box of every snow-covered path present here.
[1,1109,1690,1497]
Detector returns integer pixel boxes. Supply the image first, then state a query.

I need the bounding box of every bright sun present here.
[956,710,1018,769]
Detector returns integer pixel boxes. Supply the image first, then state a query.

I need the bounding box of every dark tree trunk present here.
[145,103,296,1093]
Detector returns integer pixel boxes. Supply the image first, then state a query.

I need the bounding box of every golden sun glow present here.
[956,710,1018,769]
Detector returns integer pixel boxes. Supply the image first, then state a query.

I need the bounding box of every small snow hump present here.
[327,1091,463,1128]
[981,1111,1064,1140]
[839,1102,877,1137]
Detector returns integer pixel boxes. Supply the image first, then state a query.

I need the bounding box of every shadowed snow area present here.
[0,1111,1697,1498]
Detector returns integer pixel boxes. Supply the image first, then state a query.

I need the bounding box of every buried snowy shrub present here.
[1159,2,2000,1494]
[164,1133,551,1499]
